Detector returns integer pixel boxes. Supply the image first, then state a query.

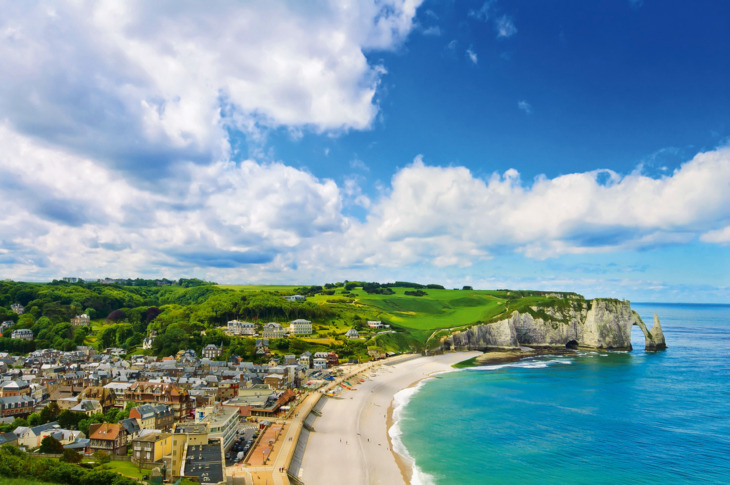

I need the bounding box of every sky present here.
[0,0,729,302]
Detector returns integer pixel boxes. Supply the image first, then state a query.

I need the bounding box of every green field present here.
[214,284,583,349]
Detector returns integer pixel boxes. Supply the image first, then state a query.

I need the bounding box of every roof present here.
[0,432,18,445]
[120,418,141,435]
[133,432,171,443]
[89,423,121,441]
[29,421,59,435]
[183,441,225,485]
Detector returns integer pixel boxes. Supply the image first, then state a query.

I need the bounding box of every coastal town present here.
[0,294,402,485]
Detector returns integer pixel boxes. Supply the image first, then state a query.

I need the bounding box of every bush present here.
[39,435,64,454]
[93,449,111,464]
[61,448,82,463]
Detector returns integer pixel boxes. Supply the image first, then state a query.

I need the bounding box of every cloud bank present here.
[2,115,729,281]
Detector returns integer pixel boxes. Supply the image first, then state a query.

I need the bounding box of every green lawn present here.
[1,479,61,485]
[100,460,148,479]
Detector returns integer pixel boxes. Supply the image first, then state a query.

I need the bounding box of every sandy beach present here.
[295,351,481,485]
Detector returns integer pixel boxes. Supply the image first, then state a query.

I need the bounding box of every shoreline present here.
[297,351,481,485]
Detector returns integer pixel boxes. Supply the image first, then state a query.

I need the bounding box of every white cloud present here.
[0,123,345,278]
[422,26,441,36]
[518,100,532,114]
[0,0,423,174]
[700,226,730,244]
[469,1,495,22]
[466,47,479,64]
[495,15,518,38]
[2,114,730,281]
[328,148,730,267]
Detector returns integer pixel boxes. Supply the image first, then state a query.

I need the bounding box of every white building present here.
[345,328,359,339]
[284,295,306,302]
[288,319,312,336]
[313,358,328,370]
[196,405,238,451]
[10,304,24,315]
[227,320,255,336]
[11,329,33,341]
[262,322,287,339]
[71,314,90,326]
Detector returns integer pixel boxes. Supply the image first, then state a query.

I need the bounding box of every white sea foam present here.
[389,379,438,485]
[466,357,573,372]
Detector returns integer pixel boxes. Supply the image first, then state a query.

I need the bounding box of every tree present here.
[100,326,117,349]
[40,402,60,424]
[58,409,85,430]
[93,449,111,464]
[39,435,64,454]
[27,412,42,426]
[60,448,82,463]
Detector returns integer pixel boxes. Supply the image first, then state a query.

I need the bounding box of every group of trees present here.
[0,444,137,485]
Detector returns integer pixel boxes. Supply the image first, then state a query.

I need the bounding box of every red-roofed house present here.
[88,423,128,455]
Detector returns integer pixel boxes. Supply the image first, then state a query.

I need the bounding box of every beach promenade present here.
[228,356,417,484]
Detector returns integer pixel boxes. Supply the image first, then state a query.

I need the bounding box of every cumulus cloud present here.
[0,123,345,279]
[327,148,730,267]
[0,0,422,175]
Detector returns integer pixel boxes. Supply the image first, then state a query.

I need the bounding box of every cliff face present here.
[442,299,666,352]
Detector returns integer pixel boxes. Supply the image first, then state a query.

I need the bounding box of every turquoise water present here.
[396,303,730,484]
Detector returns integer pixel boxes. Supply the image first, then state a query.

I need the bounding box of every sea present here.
[391,303,730,484]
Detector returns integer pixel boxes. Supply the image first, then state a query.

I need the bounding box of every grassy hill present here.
[0,279,585,360]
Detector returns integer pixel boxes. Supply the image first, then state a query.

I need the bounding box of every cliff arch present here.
[632,312,667,351]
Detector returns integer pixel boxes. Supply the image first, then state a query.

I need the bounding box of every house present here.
[11,329,33,341]
[0,395,35,418]
[10,303,24,315]
[70,314,90,326]
[345,328,359,339]
[327,352,339,367]
[124,382,194,420]
[313,358,328,370]
[298,351,312,368]
[69,399,103,416]
[78,386,116,411]
[89,423,128,455]
[288,319,312,336]
[227,320,255,336]
[284,295,306,302]
[142,335,155,349]
[132,432,172,464]
[14,421,60,448]
[368,320,384,329]
[202,344,222,359]
[262,322,287,339]
[130,404,175,432]
[0,379,30,397]
[283,355,297,365]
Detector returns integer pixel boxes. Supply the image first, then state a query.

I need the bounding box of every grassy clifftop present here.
[0,279,588,359]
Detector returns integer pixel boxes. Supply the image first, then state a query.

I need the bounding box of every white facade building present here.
[288,319,312,336]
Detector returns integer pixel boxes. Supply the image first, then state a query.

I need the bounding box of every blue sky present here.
[0,0,728,302]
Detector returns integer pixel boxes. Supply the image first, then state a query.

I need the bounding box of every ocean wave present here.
[389,380,438,485]
[466,357,573,372]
